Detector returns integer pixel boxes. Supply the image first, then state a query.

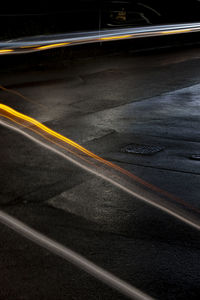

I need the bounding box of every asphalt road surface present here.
[0,43,200,300]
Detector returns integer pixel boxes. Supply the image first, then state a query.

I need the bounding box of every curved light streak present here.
[0,104,191,202]
[0,22,200,55]
[0,103,200,231]
[35,42,71,50]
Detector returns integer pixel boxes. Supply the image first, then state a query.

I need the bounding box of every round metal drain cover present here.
[190,154,200,161]
[121,143,165,155]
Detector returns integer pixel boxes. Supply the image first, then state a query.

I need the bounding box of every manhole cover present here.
[190,154,200,161]
[121,143,165,155]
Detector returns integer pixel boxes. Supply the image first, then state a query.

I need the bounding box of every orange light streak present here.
[100,34,133,41]
[0,103,199,214]
[0,111,96,168]
[20,45,40,48]
[35,42,70,50]
[0,49,14,54]
[161,29,191,35]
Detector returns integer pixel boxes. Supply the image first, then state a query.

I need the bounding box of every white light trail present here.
[0,210,154,300]
[0,22,200,55]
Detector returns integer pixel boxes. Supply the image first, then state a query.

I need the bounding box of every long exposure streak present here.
[0,49,13,54]
[35,42,71,50]
[0,22,200,55]
[0,103,200,230]
[100,34,133,40]
[0,210,153,300]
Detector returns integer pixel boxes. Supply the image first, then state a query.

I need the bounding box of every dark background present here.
[1,1,200,40]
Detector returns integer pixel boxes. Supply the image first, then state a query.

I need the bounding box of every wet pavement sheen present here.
[0,45,200,299]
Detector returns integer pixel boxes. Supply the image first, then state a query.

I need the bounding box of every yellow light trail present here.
[20,45,40,49]
[0,49,14,54]
[0,25,199,55]
[100,34,133,41]
[161,29,191,35]
[1,102,200,217]
[1,113,97,169]
[35,42,70,50]
[1,103,200,231]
